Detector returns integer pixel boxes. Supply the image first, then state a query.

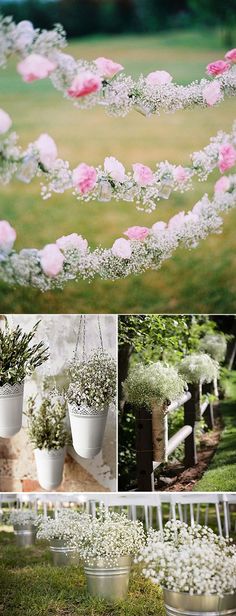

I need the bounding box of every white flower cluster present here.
[137,520,236,597]
[178,353,219,384]
[37,509,89,542]
[0,175,235,290]
[9,509,39,526]
[1,123,235,213]
[124,361,186,407]
[67,350,116,413]
[0,15,66,68]
[69,507,145,565]
[199,333,227,363]
[1,16,235,118]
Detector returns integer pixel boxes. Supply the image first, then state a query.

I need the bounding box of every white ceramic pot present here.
[34,447,66,490]
[0,382,24,438]
[68,404,108,459]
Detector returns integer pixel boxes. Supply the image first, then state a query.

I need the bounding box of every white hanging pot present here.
[34,447,66,490]
[68,403,108,459]
[0,382,24,438]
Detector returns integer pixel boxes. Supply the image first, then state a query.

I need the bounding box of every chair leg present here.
[215,504,222,537]
[223,500,229,539]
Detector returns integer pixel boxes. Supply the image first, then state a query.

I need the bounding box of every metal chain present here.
[97,315,104,351]
[74,314,83,360]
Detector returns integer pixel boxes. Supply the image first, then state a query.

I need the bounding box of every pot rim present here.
[163,588,236,598]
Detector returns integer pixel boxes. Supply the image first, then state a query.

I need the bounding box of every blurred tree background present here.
[0,0,235,43]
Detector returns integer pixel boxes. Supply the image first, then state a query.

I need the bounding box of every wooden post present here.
[184,383,199,467]
[202,382,214,430]
[151,401,168,463]
[135,406,153,492]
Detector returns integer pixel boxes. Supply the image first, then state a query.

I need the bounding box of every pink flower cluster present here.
[218,143,236,173]
[0,221,16,253]
[17,54,56,82]
[72,163,97,194]
[67,56,123,99]
[206,48,236,77]
[40,233,88,277]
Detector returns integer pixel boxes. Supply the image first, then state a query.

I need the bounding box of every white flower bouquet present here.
[178,353,219,384]
[137,520,236,597]
[124,361,186,407]
[70,507,145,565]
[9,509,39,527]
[199,334,227,363]
[37,510,90,542]
[67,350,116,413]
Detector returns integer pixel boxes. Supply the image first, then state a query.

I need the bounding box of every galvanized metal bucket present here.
[14,523,36,547]
[163,588,236,616]
[84,555,132,600]
[49,539,80,567]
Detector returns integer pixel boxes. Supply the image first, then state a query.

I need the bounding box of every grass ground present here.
[194,371,236,491]
[0,28,235,313]
[0,531,165,616]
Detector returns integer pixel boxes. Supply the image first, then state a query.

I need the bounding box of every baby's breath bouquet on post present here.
[199,333,227,363]
[70,506,145,600]
[67,349,117,459]
[124,361,186,461]
[0,319,49,438]
[137,520,236,615]
[25,390,69,491]
[178,353,219,385]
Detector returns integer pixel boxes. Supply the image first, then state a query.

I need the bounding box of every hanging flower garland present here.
[1,16,236,118]
[0,174,235,291]
[1,114,236,213]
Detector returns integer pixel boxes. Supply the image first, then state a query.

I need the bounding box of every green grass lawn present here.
[0,28,235,313]
[0,531,165,616]
[194,371,236,492]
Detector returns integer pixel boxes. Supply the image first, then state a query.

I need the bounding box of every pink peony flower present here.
[0,109,12,134]
[214,176,230,193]
[173,166,188,183]
[40,243,64,277]
[218,143,236,173]
[202,81,221,106]
[35,133,58,169]
[112,238,132,259]
[17,53,56,82]
[72,163,97,194]
[132,163,154,186]
[124,226,149,240]
[146,70,173,86]
[206,60,230,76]
[94,57,124,78]
[56,233,88,252]
[152,221,167,235]
[67,71,102,98]
[104,156,125,182]
[168,211,186,230]
[0,220,16,253]
[225,48,236,62]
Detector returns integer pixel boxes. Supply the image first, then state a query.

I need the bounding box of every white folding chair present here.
[222,493,236,538]
[168,493,223,536]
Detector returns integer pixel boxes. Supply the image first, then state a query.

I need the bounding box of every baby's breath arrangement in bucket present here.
[67,348,117,459]
[0,318,49,438]
[178,353,219,384]
[37,510,89,566]
[9,509,39,548]
[124,361,186,460]
[199,334,227,363]
[70,507,145,600]
[25,390,70,491]
[137,520,236,616]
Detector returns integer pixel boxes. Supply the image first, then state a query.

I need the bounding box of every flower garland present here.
[1,115,236,213]
[1,16,236,118]
[0,174,235,290]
